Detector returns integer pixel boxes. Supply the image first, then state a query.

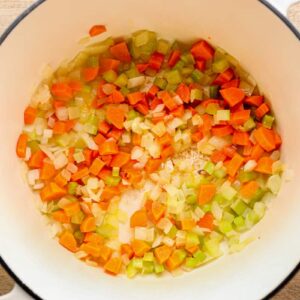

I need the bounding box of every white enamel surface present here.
[271,0,296,15]
[0,0,300,300]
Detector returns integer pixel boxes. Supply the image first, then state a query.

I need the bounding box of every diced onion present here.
[54,153,68,169]
[56,107,68,121]
[244,160,257,172]
[127,76,145,88]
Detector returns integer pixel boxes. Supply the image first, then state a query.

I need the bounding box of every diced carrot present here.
[171,105,184,118]
[111,90,125,103]
[240,181,259,199]
[53,100,65,110]
[223,145,236,158]
[130,210,148,228]
[154,245,172,264]
[54,172,68,187]
[159,91,178,111]
[80,216,96,233]
[131,240,151,257]
[40,162,56,180]
[176,82,190,103]
[148,52,164,71]
[151,202,166,221]
[40,182,67,201]
[104,257,122,275]
[255,156,274,174]
[59,231,77,252]
[52,210,70,223]
[71,167,89,181]
[53,121,67,135]
[230,110,251,125]
[201,114,213,133]
[253,127,276,152]
[168,50,181,67]
[211,125,233,137]
[198,212,214,231]
[220,87,245,107]
[63,202,81,217]
[165,250,186,271]
[101,185,120,201]
[99,139,119,155]
[185,245,199,255]
[110,41,131,63]
[98,121,111,135]
[232,131,250,146]
[181,219,196,230]
[250,144,264,160]
[110,152,130,168]
[95,245,112,264]
[190,40,214,60]
[148,85,159,98]
[191,131,204,143]
[93,134,106,147]
[84,232,104,244]
[157,133,172,146]
[243,144,253,156]
[161,145,174,160]
[121,244,134,259]
[211,150,226,163]
[100,154,112,166]
[132,133,141,146]
[68,147,75,163]
[195,59,206,71]
[245,95,264,107]
[89,24,106,37]
[24,106,37,125]
[16,133,28,158]
[51,83,73,102]
[198,184,216,205]
[98,58,120,74]
[136,63,149,73]
[82,67,99,82]
[80,242,102,257]
[127,91,145,105]
[107,128,123,140]
[226,153,244,177]
[135,101,149,115]
[83,148,93,167]
[145,158,162,173]
[106,105,125,129]
[28,150,46,169]
[213,68,234,85]
[221,78,239,89]
[255,103,270,119]
[68,80,82,93]
[273,130,282,148]
[98,168,112,180]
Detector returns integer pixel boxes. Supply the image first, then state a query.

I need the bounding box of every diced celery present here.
[215,110,230,122]
[181,67,194,76]
[220,183,237,201]
[120,86,130,96]
[142,261,154,274]
[55,133,71,147]
[209,85,219,98]
[212,59,229,74]
[213,193,227,205]
[193,250,206,262]
[167,225,178,239]
[180,53,195,65]
[143,252,154,262]
[84,123,98,135]
[165,70,182,85]
[191,69,204,83]
[68,106,81,120]
[174,249,187,264]
[190,88,203,101]
[238,170,257,182]
[154,262,165,274]
[185,257,198,268]
[233,216,245,228]
[213,168,227,179]
[218,220,232,234]
[114,73,128,87]
[243,117,256,131]
[204,239,222,257]
[103,70,117,83]
[112,167,120,177]
[202,204,212,213]
[157,39,171,55]
[262,114,275,129]
[248,188,265,205]
[27,140,39,153]
[173,60,185,70]
[204,161,215,175]
[125,66,140,79]
[104,175,121,187]
[71,211,85,224]
[96,224,117,238]
[133,30,152,47]
[127,109,140,120]
[186,194,197,205]
[154,77,167,89]
[223,211,235,223]
[166,83,178,91]
[74,231,84,243]
[126,262,138,278]
[246,210,260,224]
[205,103,219,115]
[231,199,248,215]
[86,56,99,67]
[81,85,92,94]
[68,182,78,195]
[186,232,200,248]
[267,174,281,195]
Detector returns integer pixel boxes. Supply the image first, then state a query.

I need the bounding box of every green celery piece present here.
[191,69,204,83]
[167,225,178,239]
[233,216,245,228]
[96,224,117,238]
[180,53,195,65]
[143,252,154,262]
[193,250,206,262]
[185,257,198,268]
[104,175,121,187]
[238,170,257,183]
[202,203,212,213]
[125,66,140,78]
[55,133,71,147]
[204,161,215,175]
[132,258,143,269]
[186,194,197,204]
[74,231,84,243]
[27,140,40,153]
[248,188,266,206]
[204,239,222,257]
[165,83,178,91]
[218,220,233,234]
[223,211,235,223]
[213,193,227,205]
[112,167,120,177]
[212,59,229,73]
[247,210,260,224]
[114,73,128,87]
[126,262,138,278]
[173,60,185,70]
[190,88,203,101]
[102,70,117,83]
[262,114,275,129]
[71,211,85,225]
[157,39,171,55]
[216,110,230,122]
[120,86,130,96]
[205,103,219,115]
[213,168,227,179]
[181,67,194,76]
[133,30,151,47]
[174,249,187,264]
[154,262,165,274]
[209,85,220,98]
[231,199,248,215]
[154,77,167,89]
[243,117,256,131]
[84,123,98,135]
[186,232,200,248]
[165,69,182,85]
[142,261,154,274]
[95,109,106,121]
[86,55,99,67]
[68,182,78,195]
[127,109,140,120]
[81,85,92,94]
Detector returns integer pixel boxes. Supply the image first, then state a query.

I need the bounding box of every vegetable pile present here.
[16,27,283,277]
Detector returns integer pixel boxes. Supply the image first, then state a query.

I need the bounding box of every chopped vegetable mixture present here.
[16,27,283,277]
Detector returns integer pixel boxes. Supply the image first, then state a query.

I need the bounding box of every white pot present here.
[0,1,299,299]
